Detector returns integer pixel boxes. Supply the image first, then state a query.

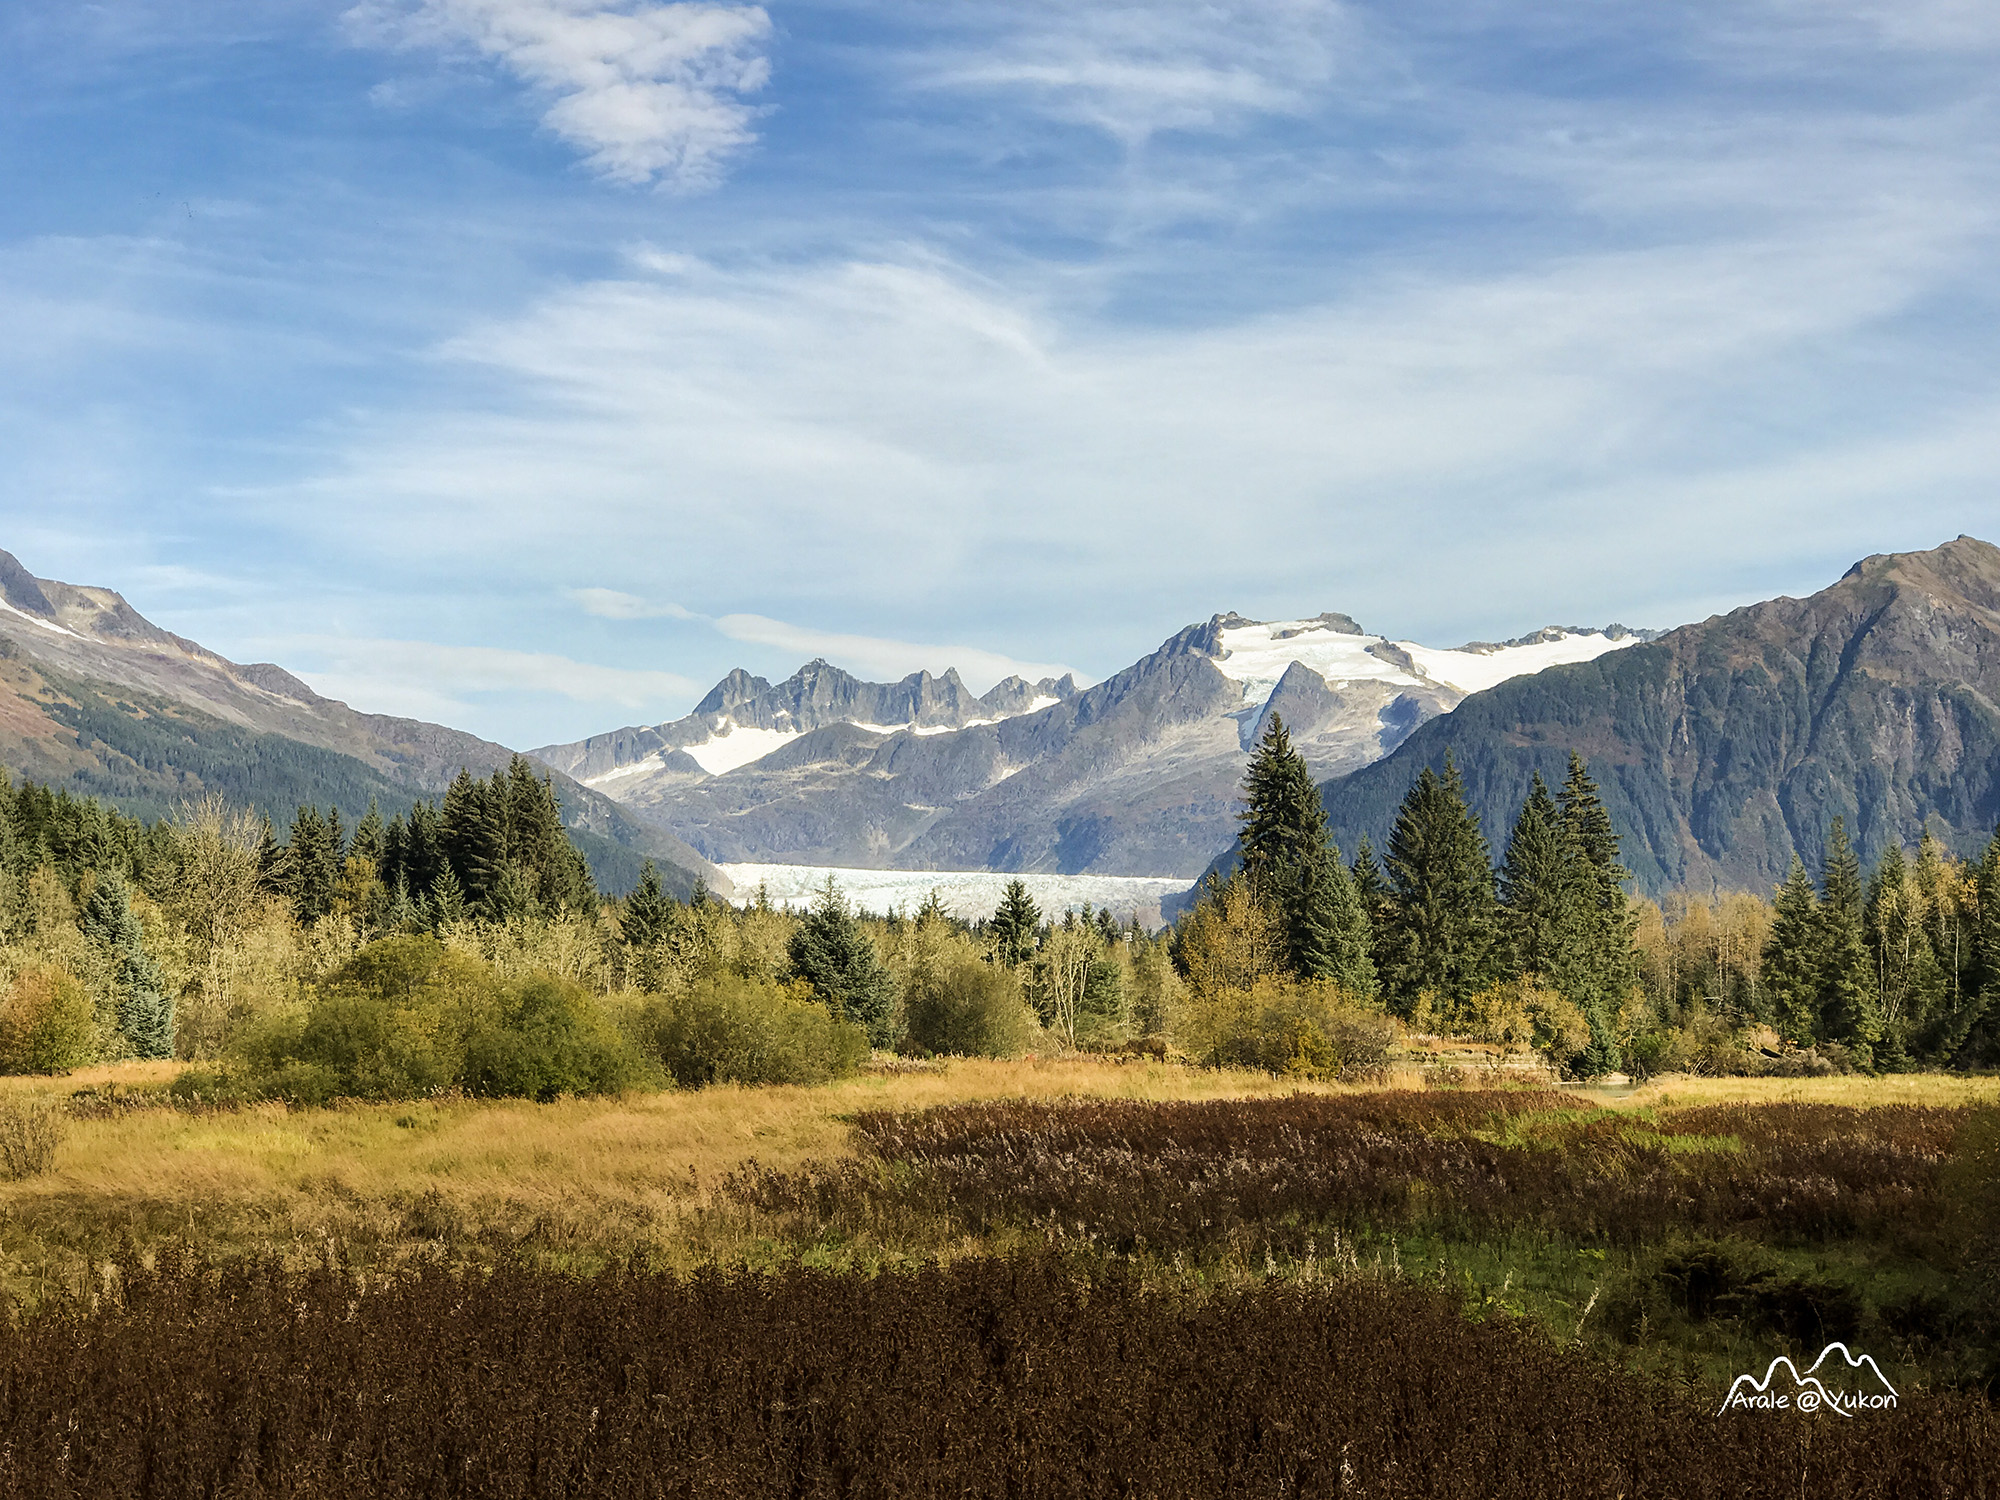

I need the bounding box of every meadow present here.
[0,1060,1996,1496]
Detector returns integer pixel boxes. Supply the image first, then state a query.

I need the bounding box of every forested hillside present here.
[0,550,713,899]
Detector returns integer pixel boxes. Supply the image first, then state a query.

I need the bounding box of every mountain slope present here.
[543,613,1648,877]
[0,550,719,899]
[1314,536,2000,896]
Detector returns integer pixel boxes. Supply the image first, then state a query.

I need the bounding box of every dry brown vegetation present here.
[3,1249,1993,1500]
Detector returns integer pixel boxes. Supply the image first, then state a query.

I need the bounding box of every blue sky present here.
[6,0,2000,748]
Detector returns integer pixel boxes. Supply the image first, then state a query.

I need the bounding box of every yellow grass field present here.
[0,1060,1992,1299]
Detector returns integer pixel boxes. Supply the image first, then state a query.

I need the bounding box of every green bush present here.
[1182,979,1395,1080]
[0,965,96,1075]
[206,935,645,1104]
[902,959,1039,1059]
[464,975,651,1101]
[625,977,868,1088]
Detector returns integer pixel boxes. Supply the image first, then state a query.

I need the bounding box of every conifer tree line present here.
[0,760,1183,1086]
[1184,715,2000,1074]
[3,734,1996,1088]
[269,758,599,933]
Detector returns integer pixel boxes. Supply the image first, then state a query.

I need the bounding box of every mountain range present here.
[532,615,1651,876]
[0,550,719,899]
[5,536,1996,907]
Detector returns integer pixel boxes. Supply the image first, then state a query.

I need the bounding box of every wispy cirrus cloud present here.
[569,585,698,619]
[567,586,1080,690]
[264,634,700,722]
[708,612,1080,691]
[348,0,773,186]
[899,0,1357,144]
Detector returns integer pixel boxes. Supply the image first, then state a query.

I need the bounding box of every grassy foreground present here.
[1,1062,1994,1289]
[1,1061,1995,1498]
[0,1056,1381,1289]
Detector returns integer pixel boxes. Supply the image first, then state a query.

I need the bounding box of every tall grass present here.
[0,1249,1989,1499]
[0,1095,62,1180]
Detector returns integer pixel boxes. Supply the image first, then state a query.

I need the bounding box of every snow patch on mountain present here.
[1212,617,1640,711]
[0,596,80,638]
[680,723,801,775]
[1212,619,1420,704]
[1400,631,1642,694]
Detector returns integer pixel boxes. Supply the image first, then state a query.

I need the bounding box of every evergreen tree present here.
[401,801,445,899]
[1351,836,1392,940]
[1934,826,2000,1063]
[284,806,339,926]
[429,865,470,927]
[1817,817,1881,1066]
[1236,713,1372,989]
[79,869,173,1059]
[788,878,898,1046]
[1555,754,1635,1072]
[351,800,387,874]
[990,879,1042,968]
[253,814,282,896]
[1379,756,1499,1016]
[1238,714,1323,885]
[1764,855,1823,1046]
[621,861,675,950]
[440,769,504,914]
[1499,773,1582,987]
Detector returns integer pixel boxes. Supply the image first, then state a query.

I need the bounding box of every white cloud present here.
[711,613,1080,692]
[902,0,1356,145]
[569,585,697,618]
[349,0,772,186]
[267,635,700,721]
[263,144,1999,659]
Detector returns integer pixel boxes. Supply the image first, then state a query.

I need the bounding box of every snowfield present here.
[1213,618,1638,705]
[717,863,1190,924]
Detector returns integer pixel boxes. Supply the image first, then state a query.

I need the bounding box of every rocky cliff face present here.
[1315,536,2000,896]
[0,549,718,899]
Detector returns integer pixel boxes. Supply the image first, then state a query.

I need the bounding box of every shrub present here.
[625,976,868,1087]
[1176,977,1394,1080]
[213,935,643,1103]
[902,958,1039,1058]
[463,975,651,1100]
[0,965,96,1074]
[0,1095,63,1179]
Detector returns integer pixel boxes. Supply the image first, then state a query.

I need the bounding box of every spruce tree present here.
[621,861,675,949]
[1237,713,1371,988]
[1555,754,1634,1072]
[284,807,337,926]
[79,869,173,1059]
[403,801,445,899]
[1239,714,1323,886]
[788,878,898,1046]
[350,801,388,879]
[990,879,1042,968]
[1764,856,1823,1046]
[1351,836,1392,938]
[1379,756,1499,1017]
[441,769,504,914]
[1817,817,1881,1066]
[1499,773,1582,988]
[1933,826,2000,1063]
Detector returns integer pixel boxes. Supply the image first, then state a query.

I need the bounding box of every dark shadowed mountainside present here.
[1312,536,2000,897]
